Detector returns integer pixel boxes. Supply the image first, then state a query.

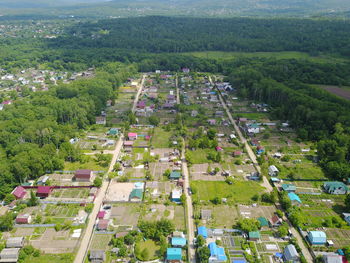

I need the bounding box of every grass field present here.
[135,240,160,261]
[186,149,215,164]
[64,154,110,171]
[25,253,74,263]
[191,181,265,204]
[90,234,112,250]
[183,51,349,63]
[278,164,326,180]
[151,127,172,148]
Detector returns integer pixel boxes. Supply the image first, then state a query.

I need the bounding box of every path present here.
[132,74,146,113]
[181,139,196,263]
[74,135,124,263]
[176,74,180,105]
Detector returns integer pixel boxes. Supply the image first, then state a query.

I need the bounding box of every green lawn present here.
[64,154,111,171]
[151,127,172,148]
[190,181,265,204]
[278,164,326,180]
[183,51,348,63]
[24,253,74,263]
[235,112,269,120]
[186,149,215,164]
[135,240,160,261]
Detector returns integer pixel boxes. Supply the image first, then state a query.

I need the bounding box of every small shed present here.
[15,214,32,224]
[6,237,24,248]
[36,186,52,198]
[307,231,327,245]
[129,188,143,201]
[282,184,296,193]
[89,250,106,262]
[166,248,182,262]
[171,189,182,203]
[74,169,93,182]
[257,217,269,227]
[270,215,282,227]
[170,171,181,180]
[11,186,26,200]
[248,231,260,241]
[268,165,279,176]
[97,211,106,219]
[127,132,138,140]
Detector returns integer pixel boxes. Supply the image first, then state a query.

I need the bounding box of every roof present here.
[75,169,92,176]
[271,215,282,225]
[171,237,187,246]
[128,132,137,137]
[324,181,348,191]
[308,231,327,239]
[97,219,109,230]
[282,184,296,191]
[232,260,246,263]
[130,188,143,199]
[268,165,279,172]
[208,242,227,261]
[288,192,302,203]
[249,231,260,239]
[323,254,343,263]
[166,248,182,260]
[198,226,208,238]
[258,217,269,227]
[90,250,106,260]
[37,186,51,194]
[97,211,106,219]
[11,186,26,199]
[284,244,299,261]
[170,171,181,179]
[0,248,20,258]
[6,237,24,248]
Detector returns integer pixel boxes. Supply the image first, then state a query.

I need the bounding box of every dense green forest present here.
[53,16,350,56]
[0,62,135,198]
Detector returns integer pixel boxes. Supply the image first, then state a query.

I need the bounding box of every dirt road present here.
[132,74,146,113]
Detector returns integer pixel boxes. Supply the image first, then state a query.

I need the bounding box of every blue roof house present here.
[307,231,327,245]
[166,248,182,262]
[288,193,302,205]
[171,237,187,247]
[208,242,227,263]
[198,226,208,239]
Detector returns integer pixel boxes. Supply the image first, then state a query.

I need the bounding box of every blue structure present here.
[198,226,208,239]
[307,231,327,245]
[166,248,182,261]
[232,260,246,263]
[208,242,227,262]
[171,237,187,247]
[288,192,302,204]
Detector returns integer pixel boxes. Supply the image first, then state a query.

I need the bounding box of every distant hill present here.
[1,0,350,18]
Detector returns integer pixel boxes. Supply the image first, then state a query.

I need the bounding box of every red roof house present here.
[216,146,223,152]
[128,133,138,140]
[97,219,109,231]
[97,211,106,219]
[123,141,134,147]
[15,214,32,224]
[233,151,242,157]
[36,186,52,198]
[270,215,283,227]
[11,186,27,199]
[75,169,93,182]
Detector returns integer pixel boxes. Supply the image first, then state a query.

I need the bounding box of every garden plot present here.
[30,228,79,254]
[324,228,350,248]
[110,204,141,227]
[105,182,135,202]
[47,173,74,185]
[44,204,82,223]
[50,188,90,199]
[90,234,113,250]
[143,204,175,221]
[149,162,173,180]
[145,181,175,199]
[197,205,240,228]
[238,205,276,220]
[124,167,145,178]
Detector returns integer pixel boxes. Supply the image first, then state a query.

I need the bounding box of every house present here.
[171,189,182,203]
[128,132,138,140]
[171,237,187,247]
[268,165,279,176]
[166,248,182,262]
[201,209,212,220]
[288,193,302,205]
[208,119,216,126]
[97,211,106,219]
[282,184,296,193]
[307,231,327,245]
[251,139,260,146]
[0,248,20,263]
[283,244,299,262]
[89,250,106,263]
[97,219,109,231]
[137,100,146,109]
[257,217,269,228]
[182,68,190,73]
[249,172,260,181]
[74,169,93,182]
[324,182,349,195]
[129,188,143,202]
[208,242,227,263]
[11,186,26,200]
[95,116,106,125]
[246,123,260,134]
[215,111,224,117]
[248,231,260,241]
[108,128,119,136]
[270,215,283,227]
[198,226,208,239]
[36,186,52,198]
[256,145,265,155]
[342,213,350,225]
[123,140,134,147]
[170,171,181,180]
[323,254,343,263]
[6,237,24,248]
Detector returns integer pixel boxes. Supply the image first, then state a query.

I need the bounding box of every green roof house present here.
[257,217,269,227]
[108,128,119,135]
[170,171,181,180]
[166,248,182,262]
[282,184,296,193]
[324,182,349,195]
[248,231,260,241]
[129,188,143,201]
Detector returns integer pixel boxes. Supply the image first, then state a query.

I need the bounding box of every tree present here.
[118,246,127,257]
[0,213,14,231]
[345,194,350,210]
[124,233,135,245]
[3,194,15,205]
[197,246,210,263]
[180,194,186,204]
[163,169,171,178]
[149,116,160,126]
[93,177,103,187]
[196,235,205,247]
[141,248,150,261]
[277,223,289,237]
[27,190,38,207]
[236,218,260,232]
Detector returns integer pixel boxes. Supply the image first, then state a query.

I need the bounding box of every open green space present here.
[186,149,216,164]
[184,51,348,63]
[24,253,74,263]
[277,163,326,180]
[135,239,160,261]
[151,127,173,148]
[235,112,270,120]
[90,234,113,250]
[64,154,111,171]
[190,181,265,204]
